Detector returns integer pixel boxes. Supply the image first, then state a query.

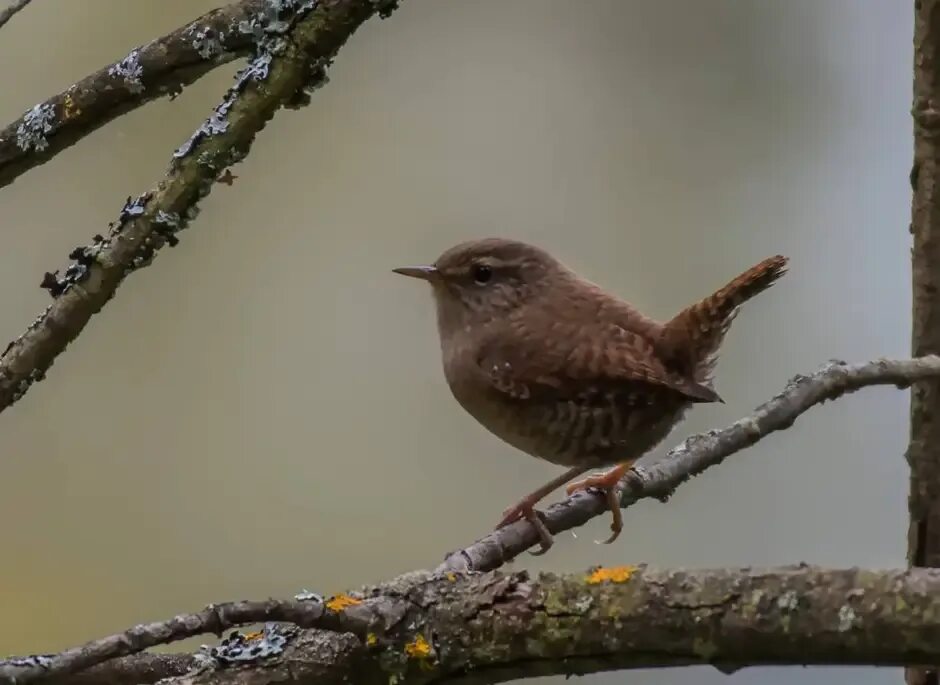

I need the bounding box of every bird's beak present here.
[392,265,440,282]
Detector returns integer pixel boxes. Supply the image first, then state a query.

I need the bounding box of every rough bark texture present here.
[0,0,268,189]
[910,1,940,684]
[20,565,940,685]
[0,0,399,415]
[0,0,33,32]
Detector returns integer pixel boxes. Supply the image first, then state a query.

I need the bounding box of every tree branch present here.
[21,565,940,685]
[908,1,940,684]
[0,0,264,189]
[2,356,937,685]
[440,357,940,572]
[0,0,33,32]
[0,0,399,415]
[0,596,371,684]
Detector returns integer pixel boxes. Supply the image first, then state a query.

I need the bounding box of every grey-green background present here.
[0,2,912,684]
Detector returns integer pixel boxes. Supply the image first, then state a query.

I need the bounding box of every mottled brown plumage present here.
[394,238,787,552]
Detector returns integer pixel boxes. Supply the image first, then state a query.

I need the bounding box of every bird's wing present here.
[477,319,719,404]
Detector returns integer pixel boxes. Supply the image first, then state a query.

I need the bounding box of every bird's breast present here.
[441,341,689,468]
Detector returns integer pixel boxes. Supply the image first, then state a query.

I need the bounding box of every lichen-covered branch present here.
[0,0,33,32]
[20,565,940,685]
[440,356,940,572]
[3,356,937,685]
[0,0,399,414]
[0,0,266,189]
[0,594,372,684]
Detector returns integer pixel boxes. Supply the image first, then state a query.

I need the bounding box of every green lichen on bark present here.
[33,565,940,685]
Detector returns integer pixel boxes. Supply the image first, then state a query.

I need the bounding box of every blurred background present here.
[0,1,913,684]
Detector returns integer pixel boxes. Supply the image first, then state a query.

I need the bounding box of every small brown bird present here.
[394,238,787,552]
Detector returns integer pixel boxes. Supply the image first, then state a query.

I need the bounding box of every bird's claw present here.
[496,500,554,554]
[566,465,628,545]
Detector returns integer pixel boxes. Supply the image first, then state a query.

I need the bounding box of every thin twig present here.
[438,356,940,572]
[0,0,32,32]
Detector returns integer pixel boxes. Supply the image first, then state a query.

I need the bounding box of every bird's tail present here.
[659,255,789,387]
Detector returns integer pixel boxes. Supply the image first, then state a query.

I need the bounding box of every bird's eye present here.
[472,264,493,285]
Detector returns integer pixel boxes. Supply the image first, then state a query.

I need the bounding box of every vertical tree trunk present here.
[908,2,940,684]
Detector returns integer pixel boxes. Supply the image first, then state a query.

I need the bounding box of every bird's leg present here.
[565,460,636,544]
[496,465,590,554]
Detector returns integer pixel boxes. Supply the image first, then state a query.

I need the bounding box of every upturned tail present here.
[659,255,789,392]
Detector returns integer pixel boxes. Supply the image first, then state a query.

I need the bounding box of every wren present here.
[394,238,787,553]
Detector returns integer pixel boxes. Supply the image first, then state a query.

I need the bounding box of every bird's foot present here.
[565,463,631,544]
[495,497,554,555]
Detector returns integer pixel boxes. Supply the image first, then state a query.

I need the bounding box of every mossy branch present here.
[14,565,940,685]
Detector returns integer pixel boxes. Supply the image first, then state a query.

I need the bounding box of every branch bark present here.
[0,0,399,415]
[21,565,940,685]
[2,356,937,685]
[0,0,33,32]
[909,1,940,684]
[0,0,263,189]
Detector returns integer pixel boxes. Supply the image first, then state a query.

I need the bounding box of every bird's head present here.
[393,238,568,335]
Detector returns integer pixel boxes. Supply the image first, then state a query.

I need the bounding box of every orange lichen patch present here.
[585,565,637,584]
[366,633,378,647]
[326,594,363,612]
[404,634,432,659]
[445,572,456,582]
[63,92,80,119]
[243,630,264,641]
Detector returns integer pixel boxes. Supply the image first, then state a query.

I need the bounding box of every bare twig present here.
[0,0,400,414]
[0,0,264,189]
[19,565,940,685]
[0,0,32,32]
[439,357,940,572]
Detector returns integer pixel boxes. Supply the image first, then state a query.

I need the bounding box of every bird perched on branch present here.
[394,238,787,553]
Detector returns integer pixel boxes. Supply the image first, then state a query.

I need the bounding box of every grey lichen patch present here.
[838,604,859,632]
[40,192,155,298]
[189,25,226,60]
[174,99,234,158]
[0,654,54,671]
[239,53,273,85]
[173,47,274,160]
[174,0,334,162]
[294,589,324,602]
[776,590,799,612]
[108,49,144,94]
[193,623,298,669]
[40,234,107,298]
[154,210,183,247]
[260,0,319,35]
[16,104,56,152]
[237,18,266,41]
